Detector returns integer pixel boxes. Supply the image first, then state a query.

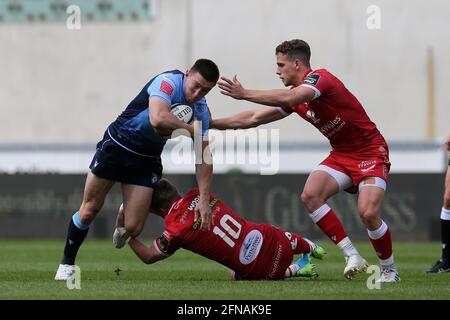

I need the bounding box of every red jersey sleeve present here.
[153,230,181,256]
[300,70,334,99]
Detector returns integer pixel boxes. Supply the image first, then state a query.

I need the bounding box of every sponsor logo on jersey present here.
[191,218,201,230]
[303,73,321,86]
[190,197,219,230]
[268,244,283,278]
[360,165,376,173]
[306,109,320,124]
[359,160,377,173]
[239,230,263,265]
[160,80,174,96]
[319,116,342,134]
[358,160,377,168]
[179,210,189,224]
[188,196,200,211]
[284,232,298,250]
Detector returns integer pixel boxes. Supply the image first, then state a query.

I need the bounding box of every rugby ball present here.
[171,103,193,124]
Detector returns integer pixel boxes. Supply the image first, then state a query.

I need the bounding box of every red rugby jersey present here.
[280,69,387,152]
[153,189,288,279]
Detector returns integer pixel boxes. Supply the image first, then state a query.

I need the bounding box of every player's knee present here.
[359,207,379,228]
[78,210,97,224]
[124,221,144,237]
[79,200,103,223]
[300,191,322,212]
[300,191,312,205]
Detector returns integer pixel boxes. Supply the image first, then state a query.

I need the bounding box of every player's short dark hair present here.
[190,58,220,83]
[275,39,311,67]
[151,178,179,212]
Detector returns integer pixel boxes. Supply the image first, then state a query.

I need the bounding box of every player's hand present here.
[113,227,130,249]
[194,199,212,230]
[218,75,246,100]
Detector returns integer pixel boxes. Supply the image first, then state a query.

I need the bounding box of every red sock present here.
[368,221,393,260]
[291,233,313,254]
[311,204,347,244]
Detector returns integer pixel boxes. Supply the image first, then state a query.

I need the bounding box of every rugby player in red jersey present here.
[213,39,399,282]
[114,178,325,280]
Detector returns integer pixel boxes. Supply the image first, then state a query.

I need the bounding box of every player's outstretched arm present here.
[218,75,315,107]
[128,238,168,264]
[211,107,287,130]
[194,139,213,230]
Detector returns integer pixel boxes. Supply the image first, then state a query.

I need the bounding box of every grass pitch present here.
[0,240,449,300]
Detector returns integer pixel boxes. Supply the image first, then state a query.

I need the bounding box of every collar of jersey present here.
[301,69,313,82]
[167,195,183,215]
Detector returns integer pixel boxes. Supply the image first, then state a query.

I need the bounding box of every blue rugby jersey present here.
[107,70,210,157]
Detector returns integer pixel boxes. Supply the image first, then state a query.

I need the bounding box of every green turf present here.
[0,240,449,299]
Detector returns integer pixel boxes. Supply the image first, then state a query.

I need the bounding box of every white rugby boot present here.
[54,264,76,281]
[377,266,401,283]
[344,254,368,279]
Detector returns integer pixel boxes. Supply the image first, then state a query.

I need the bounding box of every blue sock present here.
[294,254,311,268]
[61,212,90,265]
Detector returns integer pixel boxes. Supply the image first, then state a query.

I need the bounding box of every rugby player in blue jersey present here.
[55,59,219,280]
